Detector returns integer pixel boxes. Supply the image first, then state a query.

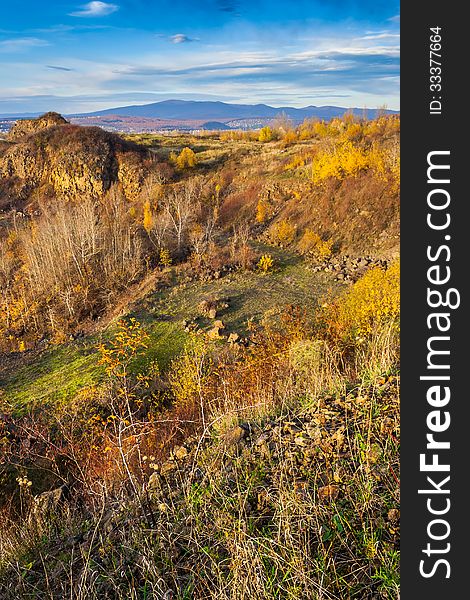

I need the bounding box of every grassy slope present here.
[0,377,400,599]
[1,249,343,414]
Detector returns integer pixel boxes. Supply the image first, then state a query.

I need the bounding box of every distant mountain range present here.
[79,99,397,121]
[0,100,399,135]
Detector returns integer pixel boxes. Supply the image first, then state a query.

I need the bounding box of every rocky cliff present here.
[0,113,156,209]
[7,112,68,141]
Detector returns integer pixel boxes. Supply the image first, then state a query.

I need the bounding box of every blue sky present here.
[0,1,399,115]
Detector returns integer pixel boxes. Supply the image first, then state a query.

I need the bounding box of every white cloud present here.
[170,33,197,44]
[70,2,119,17]
[362,33,400,41]
[0,37,50,52]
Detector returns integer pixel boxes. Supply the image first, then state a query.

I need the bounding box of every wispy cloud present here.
[170,33,197,44]
[0,37,50,52]
[46,65,74,71]
[388,14,400,23]
[70,2,119,17]
[361,32,400,41]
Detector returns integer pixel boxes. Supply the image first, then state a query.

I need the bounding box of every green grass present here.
[1,343,104,414]
[147,246,341,336]
[0,248,341,414]
[0,321,189,415]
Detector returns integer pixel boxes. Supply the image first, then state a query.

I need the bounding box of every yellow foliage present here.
[313,121,330,138]
[175,147,197,169]
[324,260,400,341]
[98,318,150,379]
[298,229,333,261]
[282,130,298,146]
[159,248,172,268]
[258,126,273,143]
[143,199,154,233]
[343,122,363,141]
[284,154,306,171]
[267,219,296,247]
[311,140,400,189]
[257,254,274,273]
[169,339,212,407]
[255,197,272,224]
[311,141,368,184]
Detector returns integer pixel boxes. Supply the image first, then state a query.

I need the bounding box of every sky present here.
[0,0,400,115]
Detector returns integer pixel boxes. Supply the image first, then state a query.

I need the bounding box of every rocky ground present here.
[3,376,399,599]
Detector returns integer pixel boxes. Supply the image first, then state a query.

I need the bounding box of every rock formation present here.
[0,113,159,209]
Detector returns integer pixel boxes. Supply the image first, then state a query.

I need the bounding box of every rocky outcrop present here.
[7,112,68,141]
[0,113,157,208]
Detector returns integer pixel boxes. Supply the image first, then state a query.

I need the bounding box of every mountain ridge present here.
[79,99,398,121]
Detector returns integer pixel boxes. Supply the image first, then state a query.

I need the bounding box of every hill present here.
[0,113,166,209]
[0,112,400,599]
[82,99,397,122]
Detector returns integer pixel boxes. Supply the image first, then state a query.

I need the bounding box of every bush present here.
[175,147,197,169]
[255,197,272,223]
[284,154,306,171]
[258,126,273,143]
[257,254,274,273]
[267,219,296,247]
[323,260,400,343]
[298,229,333,261]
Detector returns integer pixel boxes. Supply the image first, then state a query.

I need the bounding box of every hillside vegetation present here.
[0,113,400,599]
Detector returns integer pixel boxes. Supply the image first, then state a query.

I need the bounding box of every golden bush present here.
[324,260,400,341]
[257,254,274,273]
[176,147,197,169]
[255,197,272,223]
[258,126,273,143]
[298,228,333,261]
[284,154,305,171]
[267,219,296,247]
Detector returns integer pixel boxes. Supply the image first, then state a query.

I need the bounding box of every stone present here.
[208,326,223,339]
[208,307,217,319]
[173,445,188,460]
[28,485,69,529]
[213,319,225,330]
[228,332,240,343]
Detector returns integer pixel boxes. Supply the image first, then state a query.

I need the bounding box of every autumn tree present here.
[176,147,197,169]
[258,126,273,143]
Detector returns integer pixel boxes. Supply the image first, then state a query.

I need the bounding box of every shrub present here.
[255,197,272,223]
[323,260,400,343]
[284,154,306,171]
[142,199,154,233]
[298,228,333,261]
[159,248,172,268]
[281,130,298,147]
[311,141,368,184]
[258,126,273,143]
[175,147,197,169]
[257,254,274,273]
[267,219,296,247]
